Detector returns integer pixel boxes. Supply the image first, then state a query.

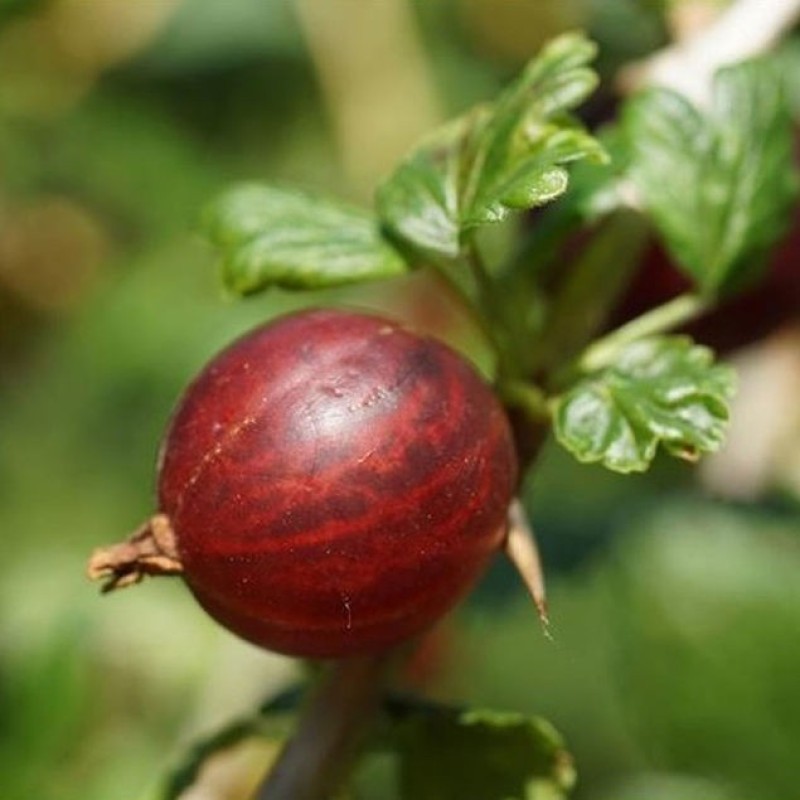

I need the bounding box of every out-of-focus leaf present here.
[136,0,303,71]
[0,0,43,22]
[0,614,91,796]
[611,503,800,798]
[394,705,575,800]
[203,184,409,293]
[776,39,800,120]
[608,772,746,800]
[376,33,607,260]
[554,336,734,473]
[164,719,267,800]
[553,124,632,222]
[163,685,301,799]
[624,57,798,294]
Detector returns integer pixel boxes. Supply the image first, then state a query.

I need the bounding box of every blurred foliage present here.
[0,1,798,799]
[461,496,800,800]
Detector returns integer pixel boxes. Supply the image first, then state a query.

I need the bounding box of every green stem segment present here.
[463,241,527,382]
[578,292,710,373]
[498,381,551,423]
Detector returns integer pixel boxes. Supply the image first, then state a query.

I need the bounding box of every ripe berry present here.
[92,308,518,658]
[611,225,800,353]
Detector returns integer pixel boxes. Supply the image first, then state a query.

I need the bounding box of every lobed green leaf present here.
[203,184,409,294]
[395,706,575,800]
[624,57,798,294]
[554,336,735,474]
[376,33,607,260]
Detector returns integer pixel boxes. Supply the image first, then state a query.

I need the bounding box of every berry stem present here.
[253,654,395,800]
[576,292,710,374]
[464,241,522,381]
[527,212,651,379]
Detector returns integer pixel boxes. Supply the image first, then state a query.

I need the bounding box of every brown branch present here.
[253,654,395,800]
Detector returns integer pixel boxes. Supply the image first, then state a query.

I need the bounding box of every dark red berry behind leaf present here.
[611,215,800,353]
[157,309,517,658]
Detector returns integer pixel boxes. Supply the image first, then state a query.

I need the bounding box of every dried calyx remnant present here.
[87,514,183,592]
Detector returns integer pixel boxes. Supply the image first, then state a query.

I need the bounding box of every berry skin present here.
[156,308,517,658]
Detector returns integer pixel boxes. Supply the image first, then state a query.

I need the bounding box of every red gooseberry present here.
[90,308,518,658]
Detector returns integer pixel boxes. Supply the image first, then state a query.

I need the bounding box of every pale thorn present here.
[503,499,552,640]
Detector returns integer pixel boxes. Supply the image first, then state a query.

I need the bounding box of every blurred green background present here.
[1,1,798,799]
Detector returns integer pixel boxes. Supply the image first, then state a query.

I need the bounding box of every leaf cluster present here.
[203,33,605,293]
[201,35,796,475]
[190,28,800,799]
[376,34,607,261]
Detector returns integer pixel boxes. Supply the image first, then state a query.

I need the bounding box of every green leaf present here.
[203,184,409,294]
[376,33,607,260]
[554,336,735,474]
[624,57,798,294]
[0,0,42,22]
[162,685,302,799]
[394,706,575,800]
[775,39,800,121]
